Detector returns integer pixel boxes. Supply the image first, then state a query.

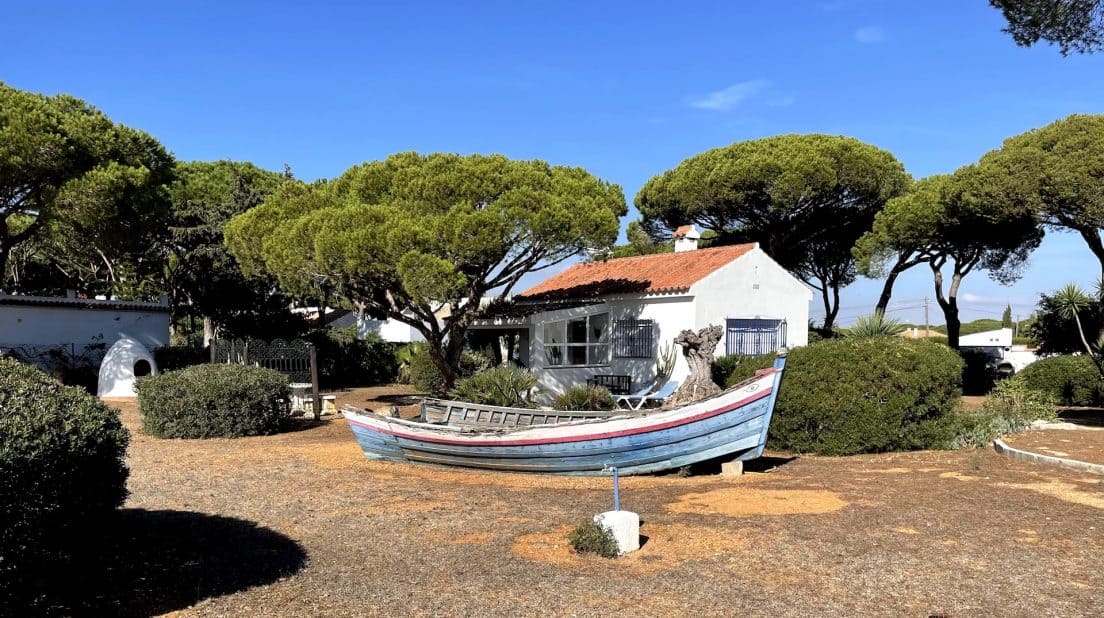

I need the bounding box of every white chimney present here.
[673,225,701,252]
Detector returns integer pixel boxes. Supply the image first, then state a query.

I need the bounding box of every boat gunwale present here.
[344,365,781,434]
[343,372,776,447]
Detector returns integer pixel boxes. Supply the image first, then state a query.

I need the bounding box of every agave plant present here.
[846,311,906,338]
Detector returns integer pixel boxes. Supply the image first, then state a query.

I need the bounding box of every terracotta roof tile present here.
[517,243,757,301]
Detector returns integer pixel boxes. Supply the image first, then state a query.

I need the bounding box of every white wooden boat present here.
[343,355,786,476]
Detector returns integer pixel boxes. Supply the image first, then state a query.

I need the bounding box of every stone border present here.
[992,439,1104,476]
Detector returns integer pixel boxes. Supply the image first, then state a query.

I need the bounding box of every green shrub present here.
[945,376,1058,449]
[764,338,963,455]
[959,348,998,396]
[716,353,778,388]
[449,364,539,408]
[395,343,420,384]
[136,364,290,438]
[1018,355,1104,406]
[553,384,616,411]
[569,520,619,558]
[0,358,129,579]
[409,344,488,393]
[309,328,398,388]
[153,345,209,372]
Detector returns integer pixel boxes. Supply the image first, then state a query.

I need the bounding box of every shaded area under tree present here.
[2,508,307,617]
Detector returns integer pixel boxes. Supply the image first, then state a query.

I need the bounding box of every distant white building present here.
[959,328,1014,348]
[959,327,1038,375]
[359,317,426,343]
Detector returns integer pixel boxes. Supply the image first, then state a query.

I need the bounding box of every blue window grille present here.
[725,318,787,356]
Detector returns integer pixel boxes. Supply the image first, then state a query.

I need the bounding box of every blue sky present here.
[3,0,1102,325]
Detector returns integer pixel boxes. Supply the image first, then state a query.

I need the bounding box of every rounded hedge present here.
[718,338,964,455]
[1017,355,1103,406]
[0,358,129,575]
[136,364,290,438]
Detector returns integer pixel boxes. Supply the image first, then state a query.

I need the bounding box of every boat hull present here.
[344,356,786,476]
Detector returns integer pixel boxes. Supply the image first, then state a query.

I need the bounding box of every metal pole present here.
[612,466,620,512]
[309,343,321,421]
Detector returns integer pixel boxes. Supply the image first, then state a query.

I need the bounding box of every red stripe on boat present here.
[347,385,773,447]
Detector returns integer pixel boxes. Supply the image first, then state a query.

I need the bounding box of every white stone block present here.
[594,510,640,555]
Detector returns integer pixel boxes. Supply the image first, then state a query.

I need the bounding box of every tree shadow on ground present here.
[371,393,425,406]
[1057,407,1104,426]
[5,508,307,617]
[653,454,798,477]
[282,416,336,433]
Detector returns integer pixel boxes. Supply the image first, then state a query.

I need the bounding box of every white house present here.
[472,238,811,396]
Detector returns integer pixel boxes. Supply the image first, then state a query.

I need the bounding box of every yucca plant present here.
[846,311,906,338]
[553,384,616,411]
[1051,282,1104,378]
[448,363,539,408]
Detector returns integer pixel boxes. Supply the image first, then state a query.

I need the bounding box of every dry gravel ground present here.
[1005,427,1104,465]
[59,387,1104,616]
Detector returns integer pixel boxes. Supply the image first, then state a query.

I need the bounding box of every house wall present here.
[690,247,812,358]
[526,295,696,397]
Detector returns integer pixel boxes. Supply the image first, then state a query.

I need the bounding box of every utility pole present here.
[923,297,930,337]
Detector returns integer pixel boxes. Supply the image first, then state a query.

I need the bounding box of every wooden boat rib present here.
[419,398,620,427]
[343,355,786,476]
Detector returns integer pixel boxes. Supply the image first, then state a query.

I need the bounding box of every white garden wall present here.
[0,295,170,369]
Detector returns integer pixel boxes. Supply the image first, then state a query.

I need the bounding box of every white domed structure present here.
[98,334,157,398]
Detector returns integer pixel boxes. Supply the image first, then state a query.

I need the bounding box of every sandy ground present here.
[52,387,1104,616]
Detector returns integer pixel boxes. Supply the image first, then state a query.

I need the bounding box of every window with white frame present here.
[543,313,609,366]
[725,318,787,356]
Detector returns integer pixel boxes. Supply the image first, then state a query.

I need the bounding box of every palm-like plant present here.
[847,311,906,338]
[1053,284,1095,356]
[1052,282,1104,377]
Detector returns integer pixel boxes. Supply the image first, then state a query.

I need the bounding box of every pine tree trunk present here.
[667,325,724,407]
[203,317,216,347]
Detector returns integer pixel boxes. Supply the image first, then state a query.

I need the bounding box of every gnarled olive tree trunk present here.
[667,325,723,407]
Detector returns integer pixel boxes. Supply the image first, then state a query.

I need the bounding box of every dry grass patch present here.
[451,532,492,545]
[665,487,847,517]
[511,522,749,574]
[997,480,1104,510]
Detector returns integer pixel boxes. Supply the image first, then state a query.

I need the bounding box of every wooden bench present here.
[587,374,631,395]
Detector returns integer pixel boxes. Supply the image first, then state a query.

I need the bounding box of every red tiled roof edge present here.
[516,243,757,301]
